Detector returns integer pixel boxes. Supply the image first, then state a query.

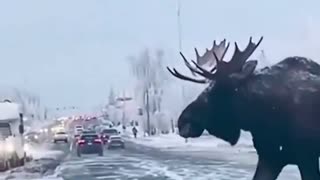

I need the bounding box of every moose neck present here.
[228,77,261,132]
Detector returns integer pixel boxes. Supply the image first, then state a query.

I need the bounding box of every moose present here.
[167,37,320,180]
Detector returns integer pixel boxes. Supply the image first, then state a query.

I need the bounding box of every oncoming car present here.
[107,135,125,149]
[24,131,40,143]
[100,128,119,144]
[53,131,68,143]
[76,133,103,157]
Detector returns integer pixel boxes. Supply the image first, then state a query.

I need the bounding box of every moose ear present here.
[229,60,258,81]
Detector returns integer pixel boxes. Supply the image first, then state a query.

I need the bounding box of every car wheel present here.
[65,139,68,143]
[10,153,20,168]
[98,151,103,156]
[121,144,125,149]
[53,140,57,143]
[77,150,81,157]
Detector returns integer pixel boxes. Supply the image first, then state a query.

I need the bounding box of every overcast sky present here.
[0,0,319,111]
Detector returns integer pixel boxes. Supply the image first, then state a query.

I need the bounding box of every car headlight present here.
[34,135,38,139]
[24,144,30,153]
[5,143,14,153]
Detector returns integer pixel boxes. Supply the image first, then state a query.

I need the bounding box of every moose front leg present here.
[297,154,320,180]
[252,154,286,180]
[251,137,287,180]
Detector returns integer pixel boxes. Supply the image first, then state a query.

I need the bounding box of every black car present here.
[76,133,103,157]
[100,129,119,143]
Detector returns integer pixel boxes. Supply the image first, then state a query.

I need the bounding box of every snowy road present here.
[53,141,299,180]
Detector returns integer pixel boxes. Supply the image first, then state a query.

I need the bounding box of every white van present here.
[0,100,26,171]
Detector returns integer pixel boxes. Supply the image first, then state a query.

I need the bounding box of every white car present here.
[74,125,84,135]
[53,131,68,143]
[107,135,125,149]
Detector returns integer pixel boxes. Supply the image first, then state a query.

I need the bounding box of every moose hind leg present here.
[252,155,286,180]
[298,156,320,180]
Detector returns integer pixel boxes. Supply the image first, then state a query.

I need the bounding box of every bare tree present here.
[128,48,168,134]
[12,89,43,121]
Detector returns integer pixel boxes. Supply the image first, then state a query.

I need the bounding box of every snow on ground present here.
[123,125,254,152]
[0,143,64,180]
[124,127,300,179]
[124,131,258,164]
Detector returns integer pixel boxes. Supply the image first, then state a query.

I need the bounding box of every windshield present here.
[0,123,11,139]
[81,134,98,140]
[102,129,118,134]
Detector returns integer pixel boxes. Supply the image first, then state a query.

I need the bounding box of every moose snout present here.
[179,123,191,138]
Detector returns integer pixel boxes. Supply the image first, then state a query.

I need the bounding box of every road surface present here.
[51,140,300,180]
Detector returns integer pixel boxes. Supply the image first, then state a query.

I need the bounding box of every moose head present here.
[167,37,263,145]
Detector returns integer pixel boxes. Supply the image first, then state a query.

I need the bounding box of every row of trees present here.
[103,46,269,136]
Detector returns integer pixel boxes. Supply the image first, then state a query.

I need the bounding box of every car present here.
[100,128,119,143]
[53,131,68,143]
[81,130,96,134]
[74,125,84,134]
[24,131,40,143]
[76,133,103,157]
[107,135,125,149]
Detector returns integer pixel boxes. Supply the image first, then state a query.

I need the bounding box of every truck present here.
[0,100,26,171]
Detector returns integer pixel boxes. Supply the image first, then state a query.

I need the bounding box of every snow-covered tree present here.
[128,48,169,134]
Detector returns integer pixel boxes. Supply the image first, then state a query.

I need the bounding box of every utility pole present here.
[259,50,269,66]
[121,91,126,127]
[145,88,151,135]
[177,0,182,51]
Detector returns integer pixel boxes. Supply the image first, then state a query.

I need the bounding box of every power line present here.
[177,0,182,51]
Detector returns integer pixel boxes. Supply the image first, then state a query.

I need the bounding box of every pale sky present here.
[0,0,319,111]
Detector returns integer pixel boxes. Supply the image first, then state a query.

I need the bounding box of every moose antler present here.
[195,39,228,67]
[214,37,263,74]
[167,37,263,83]
[166,39,230,84]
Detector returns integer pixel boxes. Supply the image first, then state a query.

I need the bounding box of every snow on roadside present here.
[124,128,300,178]
[124,126,255,152]
[0,144,64,180]
[124,127,259,165]
[127,133,255,152]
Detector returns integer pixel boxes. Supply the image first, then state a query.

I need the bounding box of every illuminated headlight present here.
[5,143,14,153]
[40,129,44,133]
[24,144,30,152]
[44,128,48,133]
[34,135,38,139]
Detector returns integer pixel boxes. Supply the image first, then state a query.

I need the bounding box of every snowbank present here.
[127,133,254,152]
[0,144,64,180]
